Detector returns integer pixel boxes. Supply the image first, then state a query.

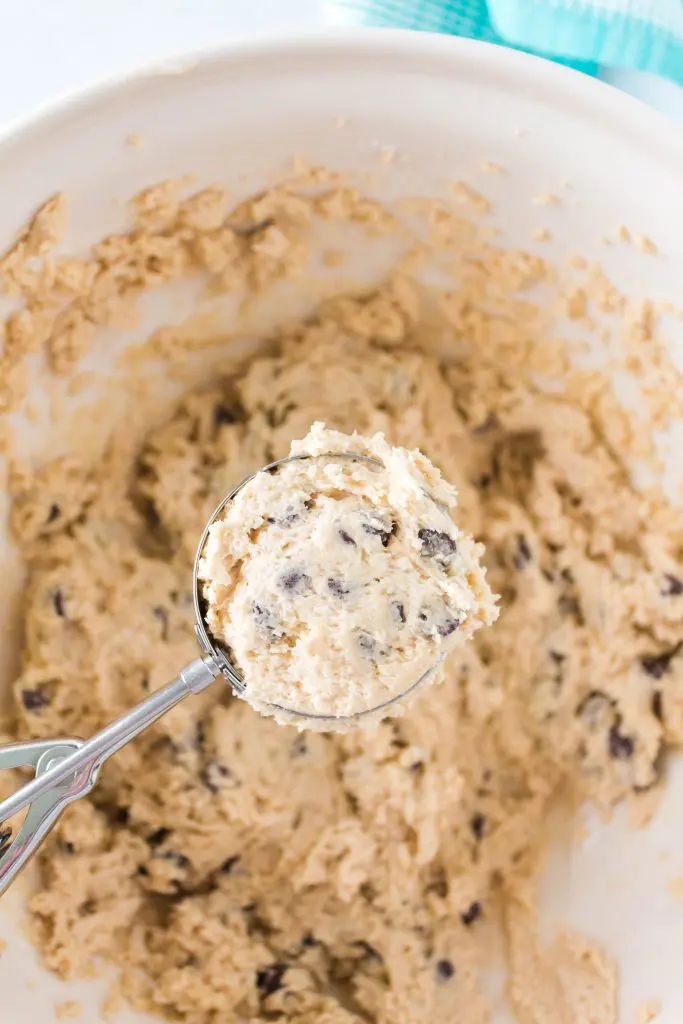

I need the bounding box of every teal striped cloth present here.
[331,0,683,83]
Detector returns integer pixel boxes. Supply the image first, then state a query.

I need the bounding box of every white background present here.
[0,0,681,131]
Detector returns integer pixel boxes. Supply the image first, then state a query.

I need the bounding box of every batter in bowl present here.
[1,178,681,1024]
[199,423,497,723]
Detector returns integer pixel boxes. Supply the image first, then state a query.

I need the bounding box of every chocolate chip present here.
[233,217,275,238]
[21,687,51,711]
[58,839,75,855]
[418,528,456,560]
[492,430,545,485]
[652,690,663,721]
[147,827,171,848]
[327,577,350,599]
[0,827,11,855]
[512,534,532,570]
[662,574,683,596]
[202,761,233,794]
[212,400,244,428]
[357,632,386,659]
[418,606,461,638]
[472,413,498,435]
[255,963,287,996]
[251,602,279,638]
[157,850,191,870]
[549,650,565,664]
[435,959,455,981]
[391,601,406,625]
[153,606,169,641]
[46,503,61,524]
[339,528,356,546]
[267,504,302,528]
[608,720,634,760]
[428,875,449,899]
[354,940,383,962]
[470,812,486,841]
[640,644,682,679]
[301,931,316,948]
[278,569,311,595]
[558,594,582,621]
[576,690,614,729]
[221,855,241,874]
[461,901,482,926]
[291,735,308,757]
[362,514,398,548]
[52,589,66,618]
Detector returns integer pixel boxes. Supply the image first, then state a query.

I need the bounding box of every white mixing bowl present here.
[1,30,683,1024]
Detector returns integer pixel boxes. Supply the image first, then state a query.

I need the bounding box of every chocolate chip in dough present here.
[147,827,171,848]
[435,959,455,981]
[576,690,615,730]
[357,631,387,659]
[661,574,683,596]
[255,963,287,996]
[363,514,397,548]
[157,850,191,870]
[470,812,487,841]
[251,602,280,639]
[202,760,234,794]
[212,399,244,429]
[278,569,311,595]
[21,687,51,711]
[512,534,532,570]
[608,720,635,760]
[267,504,302,528]
[354,940,383,962]
[153,606,169,641]
[0,827,11,856]
[52,589,66,618]
[338,528,356,546]
[391,600,406,625]
[291,735,308,757]
[640,644,682,679]
[461,901,482,926]
[651,690,664,721]
[328,577,351,598]
[418,527,457,560]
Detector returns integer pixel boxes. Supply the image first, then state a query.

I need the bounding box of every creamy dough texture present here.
[1,174,682,1024]
[199,423,497,723]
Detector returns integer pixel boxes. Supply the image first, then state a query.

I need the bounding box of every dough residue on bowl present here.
[0,169,682,1024]
[199,422,498,724]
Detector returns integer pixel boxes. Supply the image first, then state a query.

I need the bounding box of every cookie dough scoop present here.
[0,425,497,895]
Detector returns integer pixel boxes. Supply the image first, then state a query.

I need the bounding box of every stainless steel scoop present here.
[0,451,442,895]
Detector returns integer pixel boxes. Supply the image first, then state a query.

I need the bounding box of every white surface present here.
[0,0,682,130]
[0,31,682,1022]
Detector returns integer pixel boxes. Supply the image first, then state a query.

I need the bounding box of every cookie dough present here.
[3,178,682,1024]
[199,423,497,722]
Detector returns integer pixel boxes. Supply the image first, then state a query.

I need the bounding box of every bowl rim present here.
[0,28,682,168]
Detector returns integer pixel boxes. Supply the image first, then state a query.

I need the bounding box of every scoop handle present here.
[0,655,219,896]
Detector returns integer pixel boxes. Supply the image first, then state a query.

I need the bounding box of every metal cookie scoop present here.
[0,452,443,895]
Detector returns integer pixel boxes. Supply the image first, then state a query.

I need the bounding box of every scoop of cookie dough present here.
[199,423,498,724]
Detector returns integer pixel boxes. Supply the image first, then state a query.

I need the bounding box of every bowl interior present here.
[1,32,683,1022]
